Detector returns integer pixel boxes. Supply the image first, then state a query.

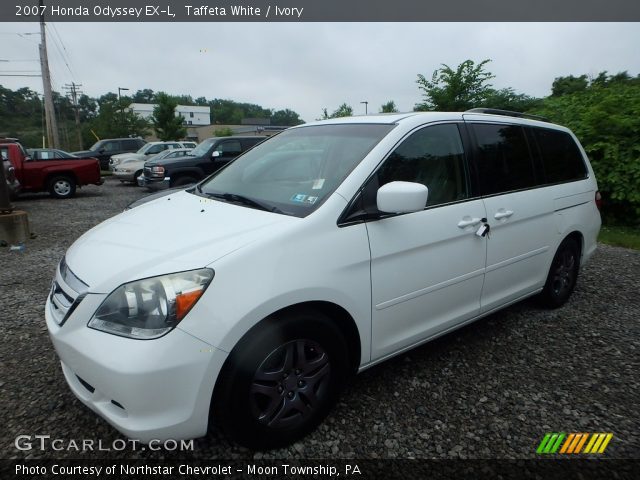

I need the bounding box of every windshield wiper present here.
[205,192,284,214]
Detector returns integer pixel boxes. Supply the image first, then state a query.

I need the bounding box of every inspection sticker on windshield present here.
[290,194,318,204]
[312,178,325,190]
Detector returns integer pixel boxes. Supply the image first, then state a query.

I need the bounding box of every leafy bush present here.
[531,75,640,224]
[213,127,234,137]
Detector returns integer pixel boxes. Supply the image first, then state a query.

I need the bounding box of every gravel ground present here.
[1,178,639,460]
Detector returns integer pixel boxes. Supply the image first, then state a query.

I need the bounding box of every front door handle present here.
[494,210,514,220]
[457,217,482,228]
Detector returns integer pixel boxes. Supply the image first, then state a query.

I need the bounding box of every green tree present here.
[132,88,155,103]
[209,99,272,124]
[380,100,399,113]
[415,59,495,111]
[320,103,353,120]
[152,92,186,140]
[482,88,542,112]
[550,75,588,96]
[271,109,304,126]
[531,73,640,221]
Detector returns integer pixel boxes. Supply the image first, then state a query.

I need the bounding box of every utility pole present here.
[360,101,369,115]
[118,87,129,134]
[64,82,83,150]
[39,0,59,149]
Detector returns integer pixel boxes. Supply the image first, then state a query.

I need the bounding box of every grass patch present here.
[598,225,640,250]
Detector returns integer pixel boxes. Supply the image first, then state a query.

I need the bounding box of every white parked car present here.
[46,110,601,449]
[113,148,193,184]
[108,141,189,171]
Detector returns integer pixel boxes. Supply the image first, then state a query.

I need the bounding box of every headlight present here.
[88,269,214,339]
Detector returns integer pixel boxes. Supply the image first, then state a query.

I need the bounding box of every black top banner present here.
[2,0,640,22]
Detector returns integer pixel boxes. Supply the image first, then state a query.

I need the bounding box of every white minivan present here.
[46,110,601,449]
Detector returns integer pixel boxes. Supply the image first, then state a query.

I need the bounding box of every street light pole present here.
[360,101,368,115]
[118,87,129,133]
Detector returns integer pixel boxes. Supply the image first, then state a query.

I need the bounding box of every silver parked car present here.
[113,148,193,185]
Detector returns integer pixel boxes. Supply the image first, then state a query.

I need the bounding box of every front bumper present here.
[45,291,227,442]
[113,170,136,182]
[143,176,171,191]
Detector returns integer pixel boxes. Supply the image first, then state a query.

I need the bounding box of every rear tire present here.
[538,237,580,308]
[48,175,76,199]
[133,170,143,185]
[211,309,349,449]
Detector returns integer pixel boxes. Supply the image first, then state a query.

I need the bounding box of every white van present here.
[46,110,601,449]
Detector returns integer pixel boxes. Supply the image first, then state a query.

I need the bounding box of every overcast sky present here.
[1,22,639,122]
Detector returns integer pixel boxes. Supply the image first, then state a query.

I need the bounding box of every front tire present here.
[48,175,76,199]
[539,237,580,308]
[212,310,349,449]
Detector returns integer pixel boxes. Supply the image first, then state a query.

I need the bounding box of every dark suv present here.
[73,137,146,170]
[142,136,265,190]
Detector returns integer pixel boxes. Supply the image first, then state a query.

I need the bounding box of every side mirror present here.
[376,181,428,214]
[212,151,221,158]
[98,148,105,154]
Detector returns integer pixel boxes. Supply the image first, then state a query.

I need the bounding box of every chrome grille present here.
[49,257,88,326]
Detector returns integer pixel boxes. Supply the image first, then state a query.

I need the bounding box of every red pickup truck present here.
[0,142,103,199]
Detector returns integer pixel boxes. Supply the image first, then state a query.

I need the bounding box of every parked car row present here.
[0,136,201,200]
[109,141,196,171]
[142,136,265,189]
[73,138,146,170]
[115,148,193,184]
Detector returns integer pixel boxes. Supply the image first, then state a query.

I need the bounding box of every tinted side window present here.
[103,141,120,152]
[376,123,469,207]
[472,123,535,195]
[217,140,242,155]
[242,138,264,149]
[532,128,587,184]
[123,139,142,150]
[147,145,164,154]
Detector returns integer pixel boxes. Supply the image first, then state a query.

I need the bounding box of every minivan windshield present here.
[196,124,394,217]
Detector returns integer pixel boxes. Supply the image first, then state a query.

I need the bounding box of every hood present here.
[72,150,93,157]
[145,154,196,167]
[65,190,296,293]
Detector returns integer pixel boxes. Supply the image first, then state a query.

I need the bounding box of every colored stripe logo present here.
[537,433,613,454]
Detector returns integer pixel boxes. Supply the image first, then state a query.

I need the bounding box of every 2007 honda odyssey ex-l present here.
[46,109,601,448]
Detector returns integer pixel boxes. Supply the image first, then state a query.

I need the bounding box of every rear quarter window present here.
[531,127,588,184]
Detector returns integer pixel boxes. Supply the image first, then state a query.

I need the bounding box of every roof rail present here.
[465,108,550,123]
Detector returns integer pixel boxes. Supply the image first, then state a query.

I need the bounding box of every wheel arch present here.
[564,230,584,260]
[45,170,78,187]
[169,167,203,184]
[219,300,361,378]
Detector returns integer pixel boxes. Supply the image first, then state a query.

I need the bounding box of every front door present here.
[366,123,488,360]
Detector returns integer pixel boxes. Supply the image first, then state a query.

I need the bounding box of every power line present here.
[51,23,76,78]
[46,24,75,80]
